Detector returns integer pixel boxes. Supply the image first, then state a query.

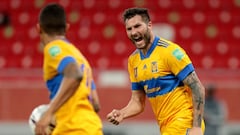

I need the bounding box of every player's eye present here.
[134,24,141,28]
[126,27,132,31]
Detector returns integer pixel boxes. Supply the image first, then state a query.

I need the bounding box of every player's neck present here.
[141,47,149,56]
[45,35,66,45]
[49,35,66,42]
[141,34,155,56]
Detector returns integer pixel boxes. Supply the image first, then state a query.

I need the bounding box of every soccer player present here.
[107,7,205,135]
[34,3,103,135]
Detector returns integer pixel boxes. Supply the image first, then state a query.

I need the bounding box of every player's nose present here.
[130,28,138,36]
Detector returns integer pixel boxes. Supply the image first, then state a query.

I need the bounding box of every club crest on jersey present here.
[134,67,138,78]
[151,61,158,73]
[49,46,61,57]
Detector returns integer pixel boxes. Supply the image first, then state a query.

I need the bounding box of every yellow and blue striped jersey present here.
[43,39,92,99]
[43,39,102,134]
[128,36,195,126]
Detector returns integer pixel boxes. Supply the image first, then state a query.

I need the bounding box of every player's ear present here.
[36,23,42,34]
[66,23,70,32]
[148,21,152,28]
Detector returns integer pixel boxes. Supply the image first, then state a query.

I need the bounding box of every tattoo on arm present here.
[196,97,204,110]
[63,63,83,81]
[183,71,205,127]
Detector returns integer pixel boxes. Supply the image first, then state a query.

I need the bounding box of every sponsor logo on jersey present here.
[49,46,61,57]
[172,48,184,60]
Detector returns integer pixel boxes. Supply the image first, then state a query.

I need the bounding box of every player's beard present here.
[131,28,151,50]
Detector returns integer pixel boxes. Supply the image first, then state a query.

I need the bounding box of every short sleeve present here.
[166,45,194,81]
[44,45,77,74]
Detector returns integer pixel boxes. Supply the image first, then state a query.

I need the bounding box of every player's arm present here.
[35,62,82,134]
[47,62,82,114]
[183,71,205,128]
[121,90,146,118]
[91,89,101,113]
[107,89,146,125]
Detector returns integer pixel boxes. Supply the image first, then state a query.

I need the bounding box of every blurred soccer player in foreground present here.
[34,3,103,135]
[107,7,205,135]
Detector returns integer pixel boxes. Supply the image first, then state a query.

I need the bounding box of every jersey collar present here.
[140,36,160,60]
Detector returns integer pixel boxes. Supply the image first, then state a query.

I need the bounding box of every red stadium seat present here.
[0,0,239,70]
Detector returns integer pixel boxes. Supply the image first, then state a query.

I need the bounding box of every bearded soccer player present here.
[34,3,103,135]
[107,7,205,135]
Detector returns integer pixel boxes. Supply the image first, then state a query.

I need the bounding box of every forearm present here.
[47,78,80,114]
[121,93,145,119]
[191,85,205,127]
[92,93,101,113]
[183,72,205,127]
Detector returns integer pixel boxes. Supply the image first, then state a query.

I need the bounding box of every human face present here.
[125,15,151,50]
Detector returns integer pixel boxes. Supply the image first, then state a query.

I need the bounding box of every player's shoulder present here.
[157,37,171,48]
[127,49,140,62]
[44,40,64,50]
[44,40,76,52]
[44,40,72,57]
[129,49,140,58]
[157,37,183,51]
[157,37,178,48]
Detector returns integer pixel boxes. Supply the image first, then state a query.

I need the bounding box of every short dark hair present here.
[39,3,66,35]
[122,7,150,23]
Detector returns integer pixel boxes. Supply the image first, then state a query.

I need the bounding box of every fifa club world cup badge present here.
[134,67,138,78]
[151,61,158,73]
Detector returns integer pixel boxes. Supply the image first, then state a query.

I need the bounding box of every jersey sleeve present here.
[166,45,195,81]
[44,45,76,74]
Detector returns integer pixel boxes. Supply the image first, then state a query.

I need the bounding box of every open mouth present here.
[133,37,143,43]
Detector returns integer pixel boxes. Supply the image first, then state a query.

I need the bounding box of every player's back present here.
[43,39,103,135]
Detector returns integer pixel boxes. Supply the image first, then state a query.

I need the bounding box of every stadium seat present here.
[0,0,239,70]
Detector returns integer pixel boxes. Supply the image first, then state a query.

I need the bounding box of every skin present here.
[107,14,205,135]
[125,15,154,56]
[91,89,101,113]
[183,71,205,135]
[34,24,83,135]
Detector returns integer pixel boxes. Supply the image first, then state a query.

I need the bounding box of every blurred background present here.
[0,0,240,135]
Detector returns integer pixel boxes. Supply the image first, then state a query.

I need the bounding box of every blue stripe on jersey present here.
[140,36,160,59]
[132,82,144,91]
[91,80,96,91]
[80,63,85,71]
[57,56,76,73]
[80,64,90,87]
[132,74,184,98]
[46,74,63,99]
[176,64,194,81]
[46,56,76,100]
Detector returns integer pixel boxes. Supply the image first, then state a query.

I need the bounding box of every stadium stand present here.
[0,0,239,69]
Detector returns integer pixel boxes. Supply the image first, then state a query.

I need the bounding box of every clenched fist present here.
[106,109,124,125]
